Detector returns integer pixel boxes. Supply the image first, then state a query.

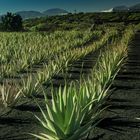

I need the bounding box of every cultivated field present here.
[0,24,140,140]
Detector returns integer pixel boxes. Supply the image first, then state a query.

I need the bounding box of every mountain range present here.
[0,3,140,20]
[0,8,68,20]
[16,8,68,19]
[102,3,140,12]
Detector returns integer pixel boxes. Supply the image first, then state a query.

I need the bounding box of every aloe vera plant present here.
[0,82,22,108]
[20,75,40,97]
[31,84,101,140]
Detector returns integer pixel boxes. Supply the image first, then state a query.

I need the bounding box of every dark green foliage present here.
[2,12,23,31]
[23,12,140,32]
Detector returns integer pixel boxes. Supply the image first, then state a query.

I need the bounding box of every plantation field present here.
[88,30,140,140]
[0,24,140,140]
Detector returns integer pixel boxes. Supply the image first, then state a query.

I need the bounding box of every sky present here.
[0,0,140,14]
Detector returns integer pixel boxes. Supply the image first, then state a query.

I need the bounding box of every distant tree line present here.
[0,11,140,32]
[1,12,23,31]
[23,12,140,32]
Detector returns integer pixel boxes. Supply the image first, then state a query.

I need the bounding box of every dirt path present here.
[89,31,140,140]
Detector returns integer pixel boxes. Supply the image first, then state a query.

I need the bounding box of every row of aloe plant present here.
[31,26,135,140]
[0,28,118,115]
[19,29,118,98]
[0,30,101,80]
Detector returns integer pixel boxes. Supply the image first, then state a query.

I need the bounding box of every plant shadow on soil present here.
[86,116,140,140]
[97,117,140,132]
[0,117,31,125]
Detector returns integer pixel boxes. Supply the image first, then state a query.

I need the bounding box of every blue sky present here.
[0,0,140,14]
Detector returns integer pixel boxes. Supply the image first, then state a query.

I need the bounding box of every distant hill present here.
[43,8,68,16]
[16,8,68,19]
[113,6,128,12]
[16,11,44,19]
[102,3,140,12]
[0,8,69,20]
[129,3,140,12]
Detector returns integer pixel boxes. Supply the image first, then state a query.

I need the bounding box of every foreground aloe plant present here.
[31,84,100,140]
